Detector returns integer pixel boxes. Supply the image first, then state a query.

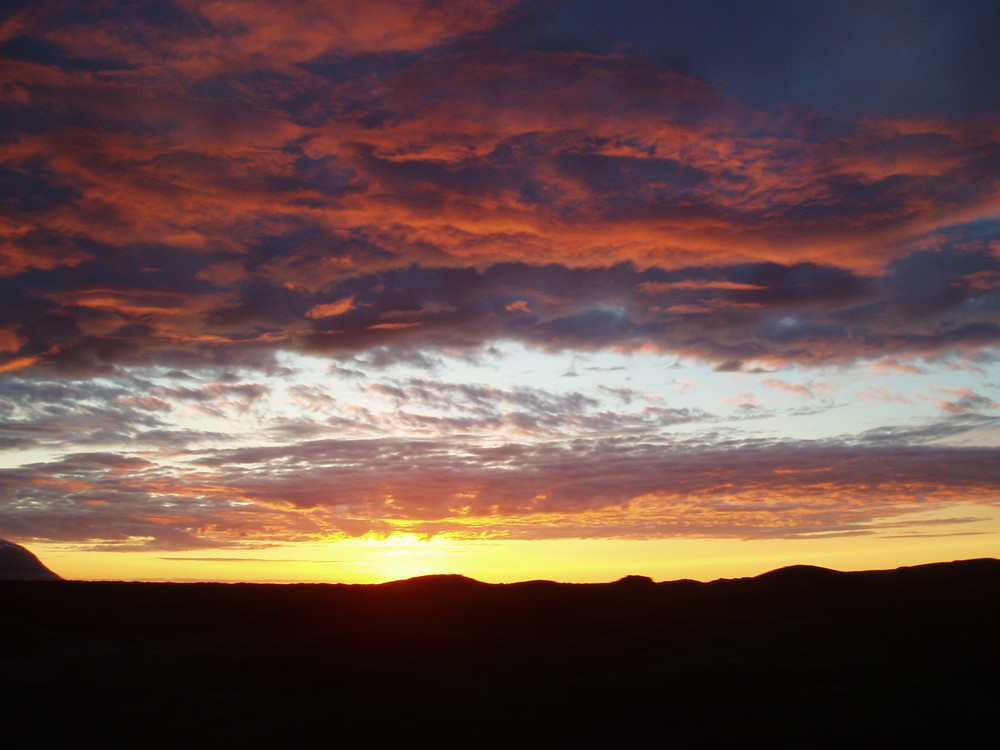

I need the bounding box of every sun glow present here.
[27,504,1000,586]
[361,534,455,583]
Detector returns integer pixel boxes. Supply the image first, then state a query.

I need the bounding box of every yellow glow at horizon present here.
[28,504,1000,584]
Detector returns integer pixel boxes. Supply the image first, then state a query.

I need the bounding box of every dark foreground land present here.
[3,559,998,748]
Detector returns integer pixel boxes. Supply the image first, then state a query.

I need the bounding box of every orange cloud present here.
[366,322,421,330]
[32,0,521,80]
[0,325,24,354]
[665,304,716,314]
[1,1,998,378]
[5,21,999,288]
[639,280,767,293]
[306,296,357,319]
[0,355,39,374]
[505,300,532,313]
[963,270,1000,291]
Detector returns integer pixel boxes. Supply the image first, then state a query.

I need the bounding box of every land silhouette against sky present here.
[2,0,999,584]
[3,557,997,747]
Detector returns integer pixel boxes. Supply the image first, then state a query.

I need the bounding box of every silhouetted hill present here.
[377,572,490,594]
[1,559,996,748]
[752,562,841,582]
[0,538,62,580]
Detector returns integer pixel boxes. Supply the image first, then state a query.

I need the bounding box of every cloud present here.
[723,392,764,410]
[761,379,834,398]
[857,386,914,404]
[930,387,998,415]
[1,1,998,378]
[3,421,998,547]
[306,296,358,319]
[640,281,768,293]
[16,0,522,78]
[2,247,997,377]
[0,324,25,353]
[0,1,998,559]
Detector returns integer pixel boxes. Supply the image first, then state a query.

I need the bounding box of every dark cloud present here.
[856,414,999,445]
[3,249,998,376]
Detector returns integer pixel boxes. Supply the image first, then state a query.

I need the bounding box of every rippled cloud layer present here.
[1,1,998,554]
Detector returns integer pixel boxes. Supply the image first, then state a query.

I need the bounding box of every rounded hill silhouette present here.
[754,564,842,582]
[0,538,62,580]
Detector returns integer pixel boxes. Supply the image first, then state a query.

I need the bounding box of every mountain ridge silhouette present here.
[2,557,996,746]
[376,558,999,587]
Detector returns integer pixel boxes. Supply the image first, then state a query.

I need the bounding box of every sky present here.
[1,0,999,583]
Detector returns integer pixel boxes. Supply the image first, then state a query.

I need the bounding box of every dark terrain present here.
[3,559,997,747]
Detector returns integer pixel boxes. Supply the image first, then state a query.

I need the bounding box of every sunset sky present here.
[2,0,999,583]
